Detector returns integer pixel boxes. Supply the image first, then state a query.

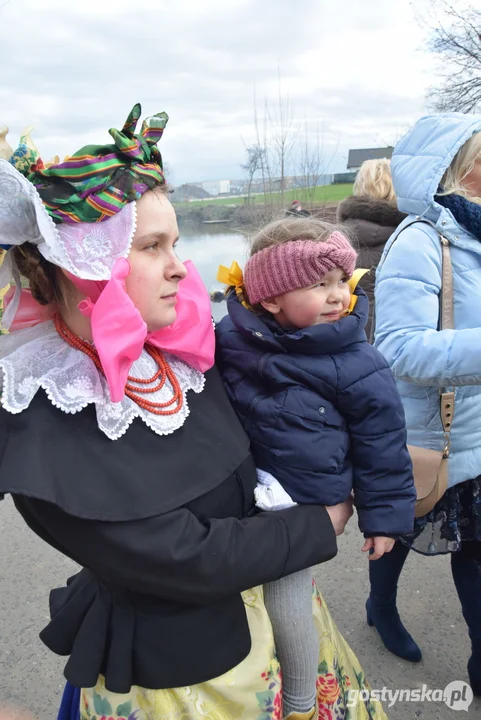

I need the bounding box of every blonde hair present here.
[439,131,481,205]
[250,217,350,256]
[353,158,396,202]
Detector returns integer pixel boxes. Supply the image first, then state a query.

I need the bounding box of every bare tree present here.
[267,67,298,207]
[261,98,276,205]
[240,144,265,205]
[251,86,270,207]
[243,69,298,210]
[425,1,481,112]
[298,116,325,206]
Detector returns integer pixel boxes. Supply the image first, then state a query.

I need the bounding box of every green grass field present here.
[172,183,353,208]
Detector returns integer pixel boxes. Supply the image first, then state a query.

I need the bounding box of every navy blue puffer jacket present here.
[216,289,415,537]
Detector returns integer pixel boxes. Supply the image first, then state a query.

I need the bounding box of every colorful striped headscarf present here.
[29,104,168,224]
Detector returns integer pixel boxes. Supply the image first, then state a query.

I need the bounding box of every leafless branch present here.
[266,67,298,206]
[240,143,265,205]
[423,1,481,112]
[298,116,327,205]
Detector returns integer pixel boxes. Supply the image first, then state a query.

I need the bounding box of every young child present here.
[216,218,415,720]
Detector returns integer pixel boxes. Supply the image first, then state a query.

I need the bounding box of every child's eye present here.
[339,277,348,285]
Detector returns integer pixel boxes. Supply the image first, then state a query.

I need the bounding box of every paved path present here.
[1,496,479,719]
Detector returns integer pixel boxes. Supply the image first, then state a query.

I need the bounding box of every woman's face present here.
[126,189,187,332]
[463,157,481,199]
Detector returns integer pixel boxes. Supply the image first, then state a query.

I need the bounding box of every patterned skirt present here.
[78,584,387,720]
[401,477,481,555]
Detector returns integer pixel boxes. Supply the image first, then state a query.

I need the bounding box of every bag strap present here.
[372,218,454,457]
[438,233,455,456]
[439,233,454,330]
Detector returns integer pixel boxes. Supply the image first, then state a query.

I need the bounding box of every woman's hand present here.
[325,497,354,536]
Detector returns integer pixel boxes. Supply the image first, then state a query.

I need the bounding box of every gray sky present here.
[0,0,439,185]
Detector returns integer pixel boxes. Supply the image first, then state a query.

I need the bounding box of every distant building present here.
[333,172,357,185]
[191,179,231,197]
[347,147,394,172]
[172,184,212,202]
[293,174,333,189]
[229,179,245,195]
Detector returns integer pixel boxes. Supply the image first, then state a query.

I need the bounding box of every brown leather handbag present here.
[377,220,454,518]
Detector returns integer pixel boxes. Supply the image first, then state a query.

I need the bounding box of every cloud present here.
[0,0,437,183]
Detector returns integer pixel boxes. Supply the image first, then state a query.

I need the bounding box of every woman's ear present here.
[260,297,281,315]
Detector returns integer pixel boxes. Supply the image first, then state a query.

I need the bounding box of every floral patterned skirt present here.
[401,477,481,555]
[80,583,387,720]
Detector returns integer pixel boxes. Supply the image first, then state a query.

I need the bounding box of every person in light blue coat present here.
[367,113,481,696]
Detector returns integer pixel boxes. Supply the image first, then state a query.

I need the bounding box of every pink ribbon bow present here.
[5,259,215,402]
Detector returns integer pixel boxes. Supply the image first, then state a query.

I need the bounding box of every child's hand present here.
[361,536,395,560]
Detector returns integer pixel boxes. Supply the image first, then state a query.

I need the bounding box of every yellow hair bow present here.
[217,261,252,310]
[217,260,243,288]
[344,268,370,315]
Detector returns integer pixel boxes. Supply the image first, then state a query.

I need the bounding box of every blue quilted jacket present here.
[216,290,416,536]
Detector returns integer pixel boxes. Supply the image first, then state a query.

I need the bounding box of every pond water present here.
[177,223,251,322]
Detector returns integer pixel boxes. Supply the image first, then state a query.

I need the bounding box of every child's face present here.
[262,268,351,330]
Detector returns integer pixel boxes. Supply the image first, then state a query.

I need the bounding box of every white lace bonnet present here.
[0,158,136,329]
[0,106,169,328]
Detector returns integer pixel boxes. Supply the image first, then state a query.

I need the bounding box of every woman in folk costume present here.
[0,106,386,720]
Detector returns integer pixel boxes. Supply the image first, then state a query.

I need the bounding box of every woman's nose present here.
[168,255,188,281]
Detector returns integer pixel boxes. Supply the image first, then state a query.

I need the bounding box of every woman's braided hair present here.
[12,244,64,306]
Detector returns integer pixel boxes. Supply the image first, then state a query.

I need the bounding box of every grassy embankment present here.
[172,183,353,209]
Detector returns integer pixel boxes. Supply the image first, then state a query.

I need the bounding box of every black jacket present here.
[337,196,406,339]
[0,367,337,692]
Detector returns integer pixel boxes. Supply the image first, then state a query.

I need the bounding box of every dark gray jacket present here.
[337,196,406,339]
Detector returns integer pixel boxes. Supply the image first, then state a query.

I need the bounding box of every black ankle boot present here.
[366,541,422,662]
[467,654,481,697]
[451,549,481,696]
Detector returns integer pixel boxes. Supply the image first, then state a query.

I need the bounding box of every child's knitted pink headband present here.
[244,231,357,305]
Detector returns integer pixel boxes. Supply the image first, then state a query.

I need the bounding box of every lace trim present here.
[55,201,137,280]
[0,158,66,267]
[125,200,137,259]
[0,161,138,282]
[0,322,205,441]
[30,174,73,273]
